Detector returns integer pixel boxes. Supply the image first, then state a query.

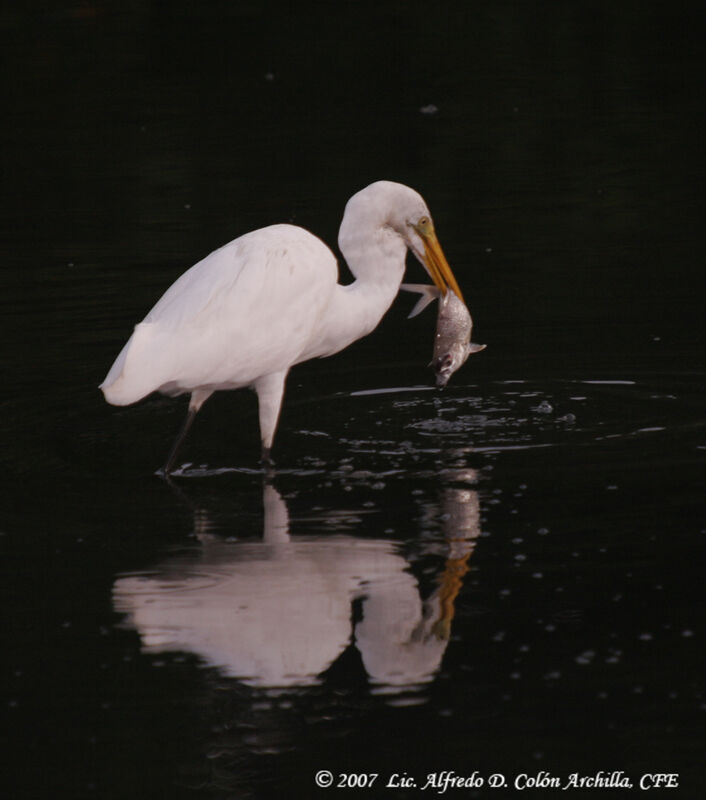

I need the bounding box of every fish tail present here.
[399,283,440,318]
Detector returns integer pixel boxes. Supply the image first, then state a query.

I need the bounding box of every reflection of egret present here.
[100,181,463,473]
[113,480,480,691]
[356,483,481,688]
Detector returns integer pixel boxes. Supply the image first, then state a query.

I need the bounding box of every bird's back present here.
[101,224,338,405]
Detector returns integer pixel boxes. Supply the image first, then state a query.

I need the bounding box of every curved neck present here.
[301,229,408,362]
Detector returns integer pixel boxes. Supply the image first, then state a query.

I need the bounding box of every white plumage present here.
[101,181,462,473]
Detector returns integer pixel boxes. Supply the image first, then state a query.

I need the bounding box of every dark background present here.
[2,2,704,798]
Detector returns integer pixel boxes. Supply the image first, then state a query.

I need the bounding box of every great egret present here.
[101,180,463,473]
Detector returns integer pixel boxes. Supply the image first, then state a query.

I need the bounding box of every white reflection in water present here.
[113,480,480,693]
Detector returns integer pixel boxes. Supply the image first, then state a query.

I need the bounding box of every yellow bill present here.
[413,219,465,303]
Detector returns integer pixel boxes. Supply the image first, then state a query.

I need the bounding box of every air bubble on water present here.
[538,527,549,535]
[575,650,596,665]
[534,400,553,414]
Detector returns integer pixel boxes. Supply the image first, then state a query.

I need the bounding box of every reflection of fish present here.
[401,284,486,387]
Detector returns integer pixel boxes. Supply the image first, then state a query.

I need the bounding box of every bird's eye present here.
[415,216,433,235]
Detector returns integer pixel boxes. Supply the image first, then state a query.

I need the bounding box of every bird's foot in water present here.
[261,447,276,478]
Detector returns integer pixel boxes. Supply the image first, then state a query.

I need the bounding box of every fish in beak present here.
[401,284,486,387]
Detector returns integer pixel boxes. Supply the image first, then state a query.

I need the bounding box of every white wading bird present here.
[101,180,464,474]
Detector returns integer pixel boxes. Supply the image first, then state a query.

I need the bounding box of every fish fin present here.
[399,283,441,318]
[468,343,487,354]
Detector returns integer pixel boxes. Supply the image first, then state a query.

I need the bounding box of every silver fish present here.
[401,284,486,387]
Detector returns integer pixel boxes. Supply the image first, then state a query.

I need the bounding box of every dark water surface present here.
[2,2,704,798]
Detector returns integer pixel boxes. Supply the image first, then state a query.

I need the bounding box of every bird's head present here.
[339,181,464,301]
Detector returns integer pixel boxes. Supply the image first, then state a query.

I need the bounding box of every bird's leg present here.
[162,407,196,475]
[161,389,212,476]
[254,370,288,470]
